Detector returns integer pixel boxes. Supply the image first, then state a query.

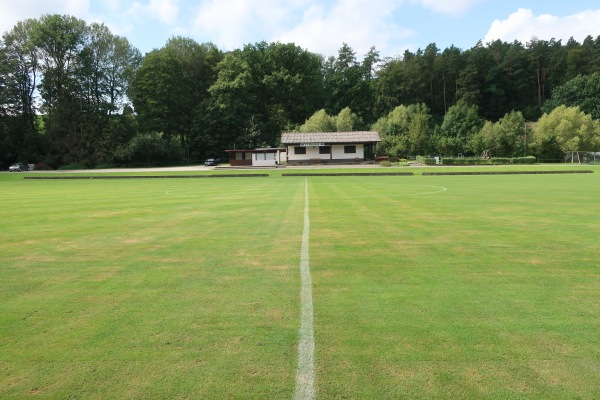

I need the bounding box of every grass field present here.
[1,166,599,399]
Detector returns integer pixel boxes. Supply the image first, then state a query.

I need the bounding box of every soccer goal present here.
[564,151,600,164]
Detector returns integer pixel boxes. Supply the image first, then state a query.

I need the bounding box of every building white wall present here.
[250,150,286,166]
[286,144,364,161]
[253,152,277,166]
[287,146,322,161]
[331,144,364,159]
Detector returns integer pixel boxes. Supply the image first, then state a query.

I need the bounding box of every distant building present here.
[225,148,286,167]
[281,131,381,165]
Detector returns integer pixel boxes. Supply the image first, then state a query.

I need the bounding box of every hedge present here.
[441,156,536,165]
[416,156,437,165]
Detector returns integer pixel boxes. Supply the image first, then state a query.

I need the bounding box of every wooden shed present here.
[225,148,286,167]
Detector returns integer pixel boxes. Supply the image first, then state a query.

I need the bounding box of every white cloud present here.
[0,0,90,34]
[278,0,414,57]
[413,0,481,16]
[192,0,305,50]
[484,8,600,45]
[104,0,121,12]
[126,0,179,25]
[191,0,415,57]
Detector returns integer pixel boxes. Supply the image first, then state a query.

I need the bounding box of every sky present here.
[1,0,600,59]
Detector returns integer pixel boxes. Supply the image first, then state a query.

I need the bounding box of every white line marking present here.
[294,178,315,400]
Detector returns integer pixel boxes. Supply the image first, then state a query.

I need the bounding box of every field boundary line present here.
[294,178,315,400]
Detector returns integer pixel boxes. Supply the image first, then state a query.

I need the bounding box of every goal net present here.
[564,151,600,164]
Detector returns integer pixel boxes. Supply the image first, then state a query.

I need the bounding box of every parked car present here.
[204,158,221,166]
[9,163,29,172]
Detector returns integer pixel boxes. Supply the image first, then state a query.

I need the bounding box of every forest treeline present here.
[1,14,600,168]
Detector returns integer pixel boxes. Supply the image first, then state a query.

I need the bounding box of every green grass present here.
[1,177,304,398]
[309,173,600,399]
[1,166,599,398]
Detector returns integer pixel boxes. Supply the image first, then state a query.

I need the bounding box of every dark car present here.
[9,163,29,172]
[204,158,221,166]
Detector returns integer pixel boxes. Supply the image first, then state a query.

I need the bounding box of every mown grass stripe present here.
[282,172,413,176]
[24,174,269,179]
[294,178,316,400]
[422,170,593,175]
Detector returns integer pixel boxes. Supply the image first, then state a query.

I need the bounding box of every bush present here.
[379,160,410,167]
[511,156,537,164]
[115,132,183,166]
[442,156,536,165]
[58,163,87,170]
[33,162,53,170]
[416,155,437,165]
[95,163,113,169]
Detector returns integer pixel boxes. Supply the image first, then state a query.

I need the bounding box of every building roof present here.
[281,131,381,144]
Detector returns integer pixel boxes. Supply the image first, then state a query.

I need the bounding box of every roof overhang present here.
[281,131,381,145]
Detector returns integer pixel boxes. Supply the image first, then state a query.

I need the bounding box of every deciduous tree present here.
[532,106,599,158]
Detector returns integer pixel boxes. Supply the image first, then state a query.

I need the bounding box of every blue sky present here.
[2,0,600,59]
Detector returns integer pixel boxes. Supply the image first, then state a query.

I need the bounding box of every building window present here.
[294,146,306,155]
[344,145,356,154]
[319,146,331,154]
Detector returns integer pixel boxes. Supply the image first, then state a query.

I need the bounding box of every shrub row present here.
[415,156,437,165]
[379,160,410,167]
[442,156,536,165]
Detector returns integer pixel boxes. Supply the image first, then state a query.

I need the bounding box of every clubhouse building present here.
[281,131,381,165]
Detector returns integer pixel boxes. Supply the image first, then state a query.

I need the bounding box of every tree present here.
[502,41,534,119]
[419,43,439,111]
[323,43,373,123]
[0,19,45,166]
[299,109,336,132]
[543,73,600,119]
[79,25,140,116]
[200,42,323,153]
[531,106,599,158]
[456,63,480,108]
[533,106,600,153]
[470,111,526,157]
[436,99,483,155]
[130,39,221,144]
[494,110,526,157]
[408,111,431,155]
[31,14,88,164]
[436,45,464,114]
[5,15,144,167]
[1,19,38,122]
[115,132,183,165]
[362,46,380,83]
[336,107,362,131]
[527,37,566,110]
[373,103,432,157]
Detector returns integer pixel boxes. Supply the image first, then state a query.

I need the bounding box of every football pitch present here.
[1,167,599,399]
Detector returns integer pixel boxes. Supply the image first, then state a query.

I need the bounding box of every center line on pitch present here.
[294,178,315,400]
